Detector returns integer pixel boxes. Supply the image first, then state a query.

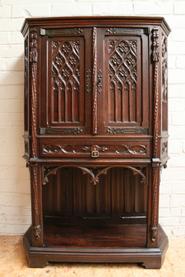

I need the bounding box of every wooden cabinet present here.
[21,16,170,268]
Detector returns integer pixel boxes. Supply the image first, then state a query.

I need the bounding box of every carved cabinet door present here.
[39,28,92,136]
[96,28,150,135]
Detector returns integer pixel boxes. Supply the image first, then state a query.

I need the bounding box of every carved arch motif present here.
[43,165,146,186]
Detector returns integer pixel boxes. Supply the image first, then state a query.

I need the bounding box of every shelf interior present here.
[44,219,147,248]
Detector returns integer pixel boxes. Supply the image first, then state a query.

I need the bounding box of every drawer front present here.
[39,139,151,159]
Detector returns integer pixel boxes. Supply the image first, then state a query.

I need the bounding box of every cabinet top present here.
[21,16,170,37]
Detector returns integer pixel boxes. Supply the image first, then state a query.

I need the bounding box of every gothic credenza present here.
[21,16,170,268]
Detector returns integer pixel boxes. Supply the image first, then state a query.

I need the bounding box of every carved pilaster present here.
[92,27,98,135]
[29,163,43,246]
[152,28,160,158]
[29,29,38,158]
[151,163,160,243]
[150,28,160,244]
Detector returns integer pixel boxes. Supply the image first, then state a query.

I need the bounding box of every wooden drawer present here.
[39,139,151,159]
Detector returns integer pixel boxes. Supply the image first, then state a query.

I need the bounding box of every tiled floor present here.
[0,236,185,277]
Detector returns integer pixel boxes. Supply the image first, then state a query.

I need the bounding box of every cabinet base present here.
[23,225,168,269]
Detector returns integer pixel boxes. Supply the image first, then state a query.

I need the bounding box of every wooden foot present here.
[27,256,48,268]
[141,259,161,269]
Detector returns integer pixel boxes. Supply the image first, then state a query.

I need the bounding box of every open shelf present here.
[44,221,147,248]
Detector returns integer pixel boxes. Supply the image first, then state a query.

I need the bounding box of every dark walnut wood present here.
[21,16,170,268]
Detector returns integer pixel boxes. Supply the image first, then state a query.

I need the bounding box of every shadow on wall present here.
[0,54,31,234]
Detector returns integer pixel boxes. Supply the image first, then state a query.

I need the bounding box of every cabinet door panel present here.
[97,28,150,135]
[40,28,92,135]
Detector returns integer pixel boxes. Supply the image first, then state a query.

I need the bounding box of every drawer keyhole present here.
[91,145,100,158]
[91,150,99,158]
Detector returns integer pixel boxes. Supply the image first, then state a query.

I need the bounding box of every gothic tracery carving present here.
[108,39,137,86]
[51,40,81,123]
[108,39,137,122]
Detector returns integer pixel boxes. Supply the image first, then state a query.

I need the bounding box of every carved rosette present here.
[29,29,38,157]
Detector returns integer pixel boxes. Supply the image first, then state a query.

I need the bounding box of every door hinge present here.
[40,28,46,36]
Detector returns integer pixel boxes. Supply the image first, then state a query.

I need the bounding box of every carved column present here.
[29,29,44,246]
[29,28,38,158]
[29,163,44,246]
[92,27,98,135]
[150,28,161,246]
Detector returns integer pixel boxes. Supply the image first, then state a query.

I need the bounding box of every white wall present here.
[0,0,185,236]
